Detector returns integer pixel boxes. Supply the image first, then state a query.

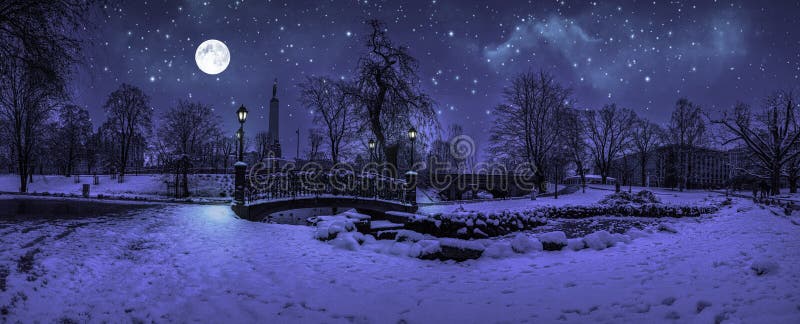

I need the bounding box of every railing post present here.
[405,171,417,206]
[234,161,247,205]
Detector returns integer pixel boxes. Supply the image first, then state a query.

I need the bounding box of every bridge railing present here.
[243,169,411,205]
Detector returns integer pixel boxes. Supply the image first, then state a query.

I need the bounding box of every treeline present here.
[488,70,800,195]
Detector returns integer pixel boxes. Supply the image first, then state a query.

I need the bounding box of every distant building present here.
[609,145,735,190]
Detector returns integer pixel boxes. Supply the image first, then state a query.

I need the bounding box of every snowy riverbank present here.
[1,195,799,322]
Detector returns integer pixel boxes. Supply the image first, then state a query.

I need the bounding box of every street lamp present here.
[236,105,247,162]
[368,138,376,163]
[407,127,417,171]
[237,105,248,124]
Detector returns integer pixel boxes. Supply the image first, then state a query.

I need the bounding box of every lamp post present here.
[236,105,248,162]
[368,138,376,164]
[406,127,418,207]
[407,127,417,171]
[233,105,248,207]
[235,128,244,161]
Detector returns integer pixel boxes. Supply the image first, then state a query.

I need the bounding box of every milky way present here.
[74,0,800,158]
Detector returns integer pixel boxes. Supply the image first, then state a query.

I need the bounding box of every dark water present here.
[0,197,157,222]
[266,207,339,225]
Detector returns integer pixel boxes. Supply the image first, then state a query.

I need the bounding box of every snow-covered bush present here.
[600,190,661,206]
[406,200,717,239]
[510,234,542,253]
[538,231,567,251]
[582,230,616,250]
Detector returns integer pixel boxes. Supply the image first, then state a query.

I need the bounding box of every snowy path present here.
[1,198,799,323]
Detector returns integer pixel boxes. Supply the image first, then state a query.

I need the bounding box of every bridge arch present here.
[232,196,417,221]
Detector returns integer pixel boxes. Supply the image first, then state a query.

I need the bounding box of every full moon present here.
[195,39,230,75]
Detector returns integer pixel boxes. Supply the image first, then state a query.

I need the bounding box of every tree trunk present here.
[640,155,647,187]
[771,164,781,195]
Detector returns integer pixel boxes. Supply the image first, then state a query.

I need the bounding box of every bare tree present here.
[159,101,220,158]
[216,134,235,172]
[489,70,572,192]
[584,104,637,185]
[561,108,590,191]
[0,0,98,191]
[103,84,152,182]
[0,56,65,192]
[307,128,324,161]
[253,131,272,161]
[632,119,663,187]
[712,91,800,195]
[53,104,92,176]
[349,19,437,166]
[668,98,706,191]
[299,76,356,163]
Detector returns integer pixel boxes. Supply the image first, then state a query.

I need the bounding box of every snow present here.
[582,230,618,250]
[0,174,233,201]
[0,196,799,322]
[418,186,715,215]
[510,233,542,253]
[538,231,568,246]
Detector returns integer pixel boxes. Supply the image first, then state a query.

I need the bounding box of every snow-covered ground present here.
[420,185,717,215]
[0,174,233,200]
[1,194,799,322]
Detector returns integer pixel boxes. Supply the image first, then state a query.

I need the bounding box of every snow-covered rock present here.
[483,242,514,259]
[566,238,586,251]
[409,240,442,259]
[330,232,361,251]
[510,234,542,253]
[538,231,568,251]
[582,230,615,250]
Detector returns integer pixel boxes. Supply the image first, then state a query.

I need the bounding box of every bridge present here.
[231,164,417,221]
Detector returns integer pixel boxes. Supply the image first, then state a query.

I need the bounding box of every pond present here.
[265,207,340,225]
[0,197,157,222]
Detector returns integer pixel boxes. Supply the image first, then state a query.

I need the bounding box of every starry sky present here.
[74,0,800,159]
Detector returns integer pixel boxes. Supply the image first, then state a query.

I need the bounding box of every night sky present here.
[74,0,800,158]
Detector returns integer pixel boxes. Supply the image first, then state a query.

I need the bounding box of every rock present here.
[583,230,615,250]
[538,231,568,251]
[438,238,484,261]
[472,228,488,238]
[511,234,542,253]
[409,240,442,260]
[395,230,425,243]
[376,230,398,240]
[566,238,586,251]
[483,242,514,259]
[330,232,360,251]
[657,223,678,234]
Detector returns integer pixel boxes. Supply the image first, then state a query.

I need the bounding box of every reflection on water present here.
[266,208,340,225]
[0,197,156,222]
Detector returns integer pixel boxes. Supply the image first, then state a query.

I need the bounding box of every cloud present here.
[483,15,600,66]
[482,9,748,93]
